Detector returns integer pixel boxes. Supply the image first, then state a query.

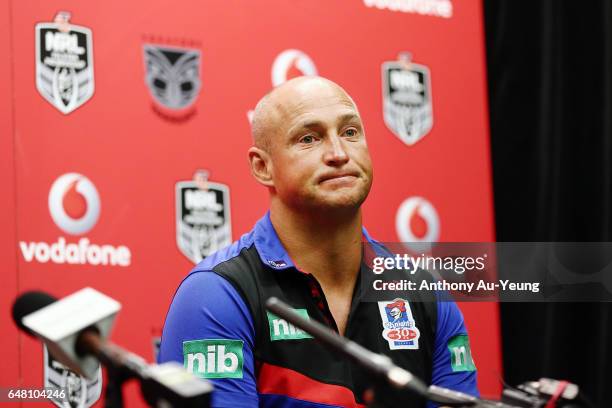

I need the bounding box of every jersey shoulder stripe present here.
[190,230,256,274]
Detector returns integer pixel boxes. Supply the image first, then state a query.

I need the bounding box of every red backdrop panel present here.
[5,0,500,405]
[0,0,20,406]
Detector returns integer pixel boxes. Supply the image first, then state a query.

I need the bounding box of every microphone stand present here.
[78,330,153,408]
[104,366,126,408]
[73,325,213,408]
[265,297,516,408]
[12,287,214,408]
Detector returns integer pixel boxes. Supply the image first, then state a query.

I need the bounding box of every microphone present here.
[265,297,488,407]
[11,290,56,335]
[266,297,429,394]
[13,287,120,379]
[12,287,213,408]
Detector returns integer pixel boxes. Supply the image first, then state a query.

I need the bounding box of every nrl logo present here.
[35,12,94,114]
[44,345,102,408]
[382,52,433,146]
[143,43,201,122]
[176,170,232,264]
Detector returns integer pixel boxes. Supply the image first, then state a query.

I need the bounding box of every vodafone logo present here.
[395,197,440,252]
[363,0,453,19]
[271,49,318,87]
[48,173,100,235]
[19,173,131,267]
[247,49,319,124]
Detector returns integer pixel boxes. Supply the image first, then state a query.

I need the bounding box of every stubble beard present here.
[300,175,372,215]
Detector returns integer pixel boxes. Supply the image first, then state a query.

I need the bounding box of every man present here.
[158,76,478,407]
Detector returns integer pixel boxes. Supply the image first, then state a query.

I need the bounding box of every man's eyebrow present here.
[297,120,324,129]
[287,114,362,137]
[287,120,325,137]
[338,113,361,124]
[295,114,361,129]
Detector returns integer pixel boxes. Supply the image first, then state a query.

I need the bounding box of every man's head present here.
[248,76,373,214]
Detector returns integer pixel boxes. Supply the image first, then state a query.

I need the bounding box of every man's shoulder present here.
[190,230,258,274]
[361,227,394,256]
[185,227,269,309]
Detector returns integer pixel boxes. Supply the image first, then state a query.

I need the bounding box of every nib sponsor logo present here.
[395,196,440,253]
[183,339,244,379]
[19,173,131,267]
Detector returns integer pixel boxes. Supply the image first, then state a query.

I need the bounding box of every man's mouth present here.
[319,172,360,184]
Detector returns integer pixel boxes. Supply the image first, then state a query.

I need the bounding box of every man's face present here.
[267,80,373,212]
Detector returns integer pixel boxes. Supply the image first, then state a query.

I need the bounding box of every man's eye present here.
[300,135,315,144]
[344,128,358,137]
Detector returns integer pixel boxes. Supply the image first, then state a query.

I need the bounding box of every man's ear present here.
[248,146,274,187]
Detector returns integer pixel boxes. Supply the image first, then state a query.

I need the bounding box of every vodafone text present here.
[363,0,453,19]
[19,237,131,266]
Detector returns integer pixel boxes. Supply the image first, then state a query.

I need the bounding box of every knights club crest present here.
[143,44,201,113]
[44,345,102,408]
[176,171,232,264]
[377,298,420,350]
[35,12,94,114]
[382,53,433,146]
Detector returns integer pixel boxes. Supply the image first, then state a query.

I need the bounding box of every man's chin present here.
[310,190,369,211]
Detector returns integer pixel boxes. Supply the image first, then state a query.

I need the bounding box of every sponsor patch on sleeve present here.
[183,339,244,379]
[447,334,476,372]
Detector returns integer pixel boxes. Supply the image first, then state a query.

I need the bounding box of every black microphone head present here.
[12,291,57,336]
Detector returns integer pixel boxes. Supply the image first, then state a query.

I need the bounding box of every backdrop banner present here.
[3,0,500,405]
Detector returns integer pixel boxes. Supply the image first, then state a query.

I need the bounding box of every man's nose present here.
[323,134,349,166]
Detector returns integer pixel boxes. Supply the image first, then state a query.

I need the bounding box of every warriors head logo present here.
[143,45,201,112]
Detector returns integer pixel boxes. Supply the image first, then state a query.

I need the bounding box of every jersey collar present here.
[252,211,383,271]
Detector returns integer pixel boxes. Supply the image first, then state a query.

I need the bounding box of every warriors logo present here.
[377,299,420,350]
[176,171,231,264]
[143,44,201,121]
[44,346,102,408]
[35,12,94,114]
[382,53,433,146]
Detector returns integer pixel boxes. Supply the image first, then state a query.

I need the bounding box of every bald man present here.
[159,77,478,407]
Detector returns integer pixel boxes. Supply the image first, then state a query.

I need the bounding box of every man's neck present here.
[269,201,363,289]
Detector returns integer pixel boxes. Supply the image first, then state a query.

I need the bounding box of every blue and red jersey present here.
[159,212,478,407]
